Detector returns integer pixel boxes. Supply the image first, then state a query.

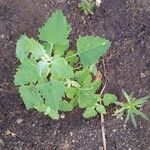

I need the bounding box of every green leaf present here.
[113,107,126,116]
[78,89,99,108]
[122,90,132,102]
[65,87,77,99]
[70,81,80,88]
[78,0,95,15]
[54,43,69,56]
[83,107,97,118]
[103,93,117,106]
[42,42,53,55]
[44,107,59,119]
[19,85,43,109]
[14,60,40,85]
[34,103,59,119]
[51,55,74,79]
[38,60,50,76]
[38,10,72,55]
[34,103,47,112]
[135,96,149,106]
[60,100,73,112]
[75,68,92,87]
[77,36,111,66]
[130,112,137,127]
[125,110,130,123]
[16,35,45,61]
[132,108,149,120]
[70,95,79,108]
[66,50,79,65]
[91,80,102,92]
[39,80,65,111]
[89,64,97,75]
[96,105,106,114]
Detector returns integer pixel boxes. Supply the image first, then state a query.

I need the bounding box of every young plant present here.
[78,0,95,15]
[14,10,111,119]
[113,90,149,127]
[83,92,118,118]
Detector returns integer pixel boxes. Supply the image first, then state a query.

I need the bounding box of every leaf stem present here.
[73,65,83,71]
[66,53,79,59]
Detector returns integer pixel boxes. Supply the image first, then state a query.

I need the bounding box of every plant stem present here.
[73,65,83,71]
[100,59,107,150]
[66,53,79,59]
[99,82,107,150]
[101,114,107,150]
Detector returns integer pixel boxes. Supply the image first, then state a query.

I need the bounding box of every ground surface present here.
[0,0,150,150]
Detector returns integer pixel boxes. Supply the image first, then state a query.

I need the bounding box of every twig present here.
[99,59,107,150]
[100,83,107,150]
[101,114,106,150]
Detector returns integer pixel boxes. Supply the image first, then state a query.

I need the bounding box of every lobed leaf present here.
[60,100,73,112]
[16,35,45,62]
[70,95,79,108]
[34,103,59,120]
[38,10,72,55]
[44,107,59,119]
[39,80,65,111]
[77,36,111,66]
[66,50,79,65]
[75,68,92,87]
[51,55,74,79]
[83,107,97,118]
[91,80,102,92]
[103,93,118,106]
[19,85,43,109]
[96,104,106,114]
[78,89,99,108]
[65,87,77,99]
[14,60,41,85]
[42,42,53,55]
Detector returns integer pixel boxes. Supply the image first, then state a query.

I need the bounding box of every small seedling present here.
[14,10,112,119]
[78,0,95,15]
[83,93,118,118]
[113,90,149,127]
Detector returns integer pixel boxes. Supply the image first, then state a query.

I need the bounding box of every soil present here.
[0,0,150,150]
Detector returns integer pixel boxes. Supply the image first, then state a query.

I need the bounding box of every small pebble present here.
[0,139,5,147]
[0,34,4,39]
[72,139,75,143]
[44,4,48,7]
[16,118,23,124]
[140,72,146,78]
[70,132,73,136]
[60,113,65,119]
[32,123,36,127]
[99,146,103,150]
[5,130,16,137]
[123,123,126,129]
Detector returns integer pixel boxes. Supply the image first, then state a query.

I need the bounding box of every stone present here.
[16,118,23,124]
